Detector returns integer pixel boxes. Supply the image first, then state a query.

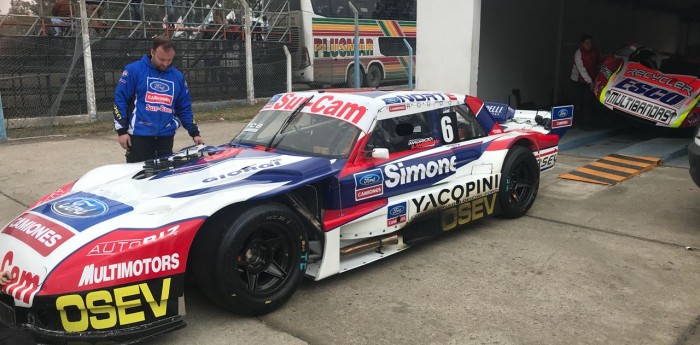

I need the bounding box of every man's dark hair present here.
[152,35,176,51]
[580,34,593,43]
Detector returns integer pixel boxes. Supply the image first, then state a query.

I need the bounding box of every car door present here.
[336,107,457,238]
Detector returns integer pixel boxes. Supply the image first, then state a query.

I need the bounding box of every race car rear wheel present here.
[197,203,308,315]
[498,145,539,218]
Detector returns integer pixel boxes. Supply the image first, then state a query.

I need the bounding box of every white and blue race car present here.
[0,90,572,344]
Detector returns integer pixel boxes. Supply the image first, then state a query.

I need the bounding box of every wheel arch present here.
[185,185,324,278]
[510,137,538,151]
[368,60,385,79]
[345,61,366,83]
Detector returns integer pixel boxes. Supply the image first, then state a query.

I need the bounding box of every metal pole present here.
[403,38,413,89]
[348,1,359,88]
[78,0,97,121]
[283,44,292,92]
[242,0,254,104]
[553,0,565,103]
[0,92,7,143]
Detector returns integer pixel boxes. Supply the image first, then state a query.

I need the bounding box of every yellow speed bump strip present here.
[559,154,661,185]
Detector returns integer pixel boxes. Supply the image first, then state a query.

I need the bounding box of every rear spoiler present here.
[484,102,573,137]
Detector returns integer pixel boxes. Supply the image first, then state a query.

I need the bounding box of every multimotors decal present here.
[39,218,203,295]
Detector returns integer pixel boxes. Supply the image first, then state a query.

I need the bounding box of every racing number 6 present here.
[441,114,457,143]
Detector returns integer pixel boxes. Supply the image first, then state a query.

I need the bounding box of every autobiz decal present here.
[38,219,203,295]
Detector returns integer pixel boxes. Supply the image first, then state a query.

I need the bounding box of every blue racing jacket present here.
[113,55,200,137]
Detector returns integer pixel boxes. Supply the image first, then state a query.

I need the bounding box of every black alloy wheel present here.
[195,203,308,315]
[498,145,540,218]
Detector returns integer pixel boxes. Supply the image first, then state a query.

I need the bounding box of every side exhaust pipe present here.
[340,234,399,256]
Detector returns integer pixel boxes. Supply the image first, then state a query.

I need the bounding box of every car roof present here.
[262,89,469,133]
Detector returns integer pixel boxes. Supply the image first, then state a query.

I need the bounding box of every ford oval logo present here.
[359,174,380,186]
[557,109,569,118]
[51,197,109,218]
[150,81,170,92]
[389,205,405,216]
[382,97,402,105]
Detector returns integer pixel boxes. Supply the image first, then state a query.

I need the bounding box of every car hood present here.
[0,145,342,306]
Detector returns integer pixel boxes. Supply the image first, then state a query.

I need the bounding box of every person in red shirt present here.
[570,34,601,130]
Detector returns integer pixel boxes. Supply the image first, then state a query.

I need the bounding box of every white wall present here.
[415,0,481,94]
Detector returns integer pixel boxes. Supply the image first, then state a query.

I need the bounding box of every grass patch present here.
[7,103,264,140]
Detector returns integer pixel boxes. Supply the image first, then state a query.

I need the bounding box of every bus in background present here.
[291,0,417,88]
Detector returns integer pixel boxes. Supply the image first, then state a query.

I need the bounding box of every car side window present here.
[438,105,486,144]
[366,111,436,153]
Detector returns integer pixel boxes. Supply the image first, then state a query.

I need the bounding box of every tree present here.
[8,0,35,15]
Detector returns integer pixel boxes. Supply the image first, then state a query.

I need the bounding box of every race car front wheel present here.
[498,145,539,218]
[197,203,308,315]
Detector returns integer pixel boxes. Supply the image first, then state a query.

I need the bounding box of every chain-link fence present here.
[0,0,291,140]
[0,35,85,136]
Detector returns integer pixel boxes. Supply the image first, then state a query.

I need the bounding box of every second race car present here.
[593,44,700,128]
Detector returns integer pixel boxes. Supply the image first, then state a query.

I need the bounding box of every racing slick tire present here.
[196,203,309,315]
[346,65,364,88]
[365,64,382,88]
[498,145,539,218]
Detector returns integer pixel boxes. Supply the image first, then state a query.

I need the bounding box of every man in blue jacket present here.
[114,35,204,163]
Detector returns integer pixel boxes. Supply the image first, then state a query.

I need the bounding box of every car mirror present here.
[371,148,390,160]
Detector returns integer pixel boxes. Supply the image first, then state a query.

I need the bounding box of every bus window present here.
[378,37,416,57]
[311,0,331,16]
[331,0,348,17]
[352,0,375,18]
[372,0,416,20]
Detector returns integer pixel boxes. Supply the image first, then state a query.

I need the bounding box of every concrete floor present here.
[1,121,699,345]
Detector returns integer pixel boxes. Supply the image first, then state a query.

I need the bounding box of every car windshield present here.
[233,110,362,158]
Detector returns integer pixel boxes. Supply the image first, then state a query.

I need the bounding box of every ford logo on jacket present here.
[113,55,200,138]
